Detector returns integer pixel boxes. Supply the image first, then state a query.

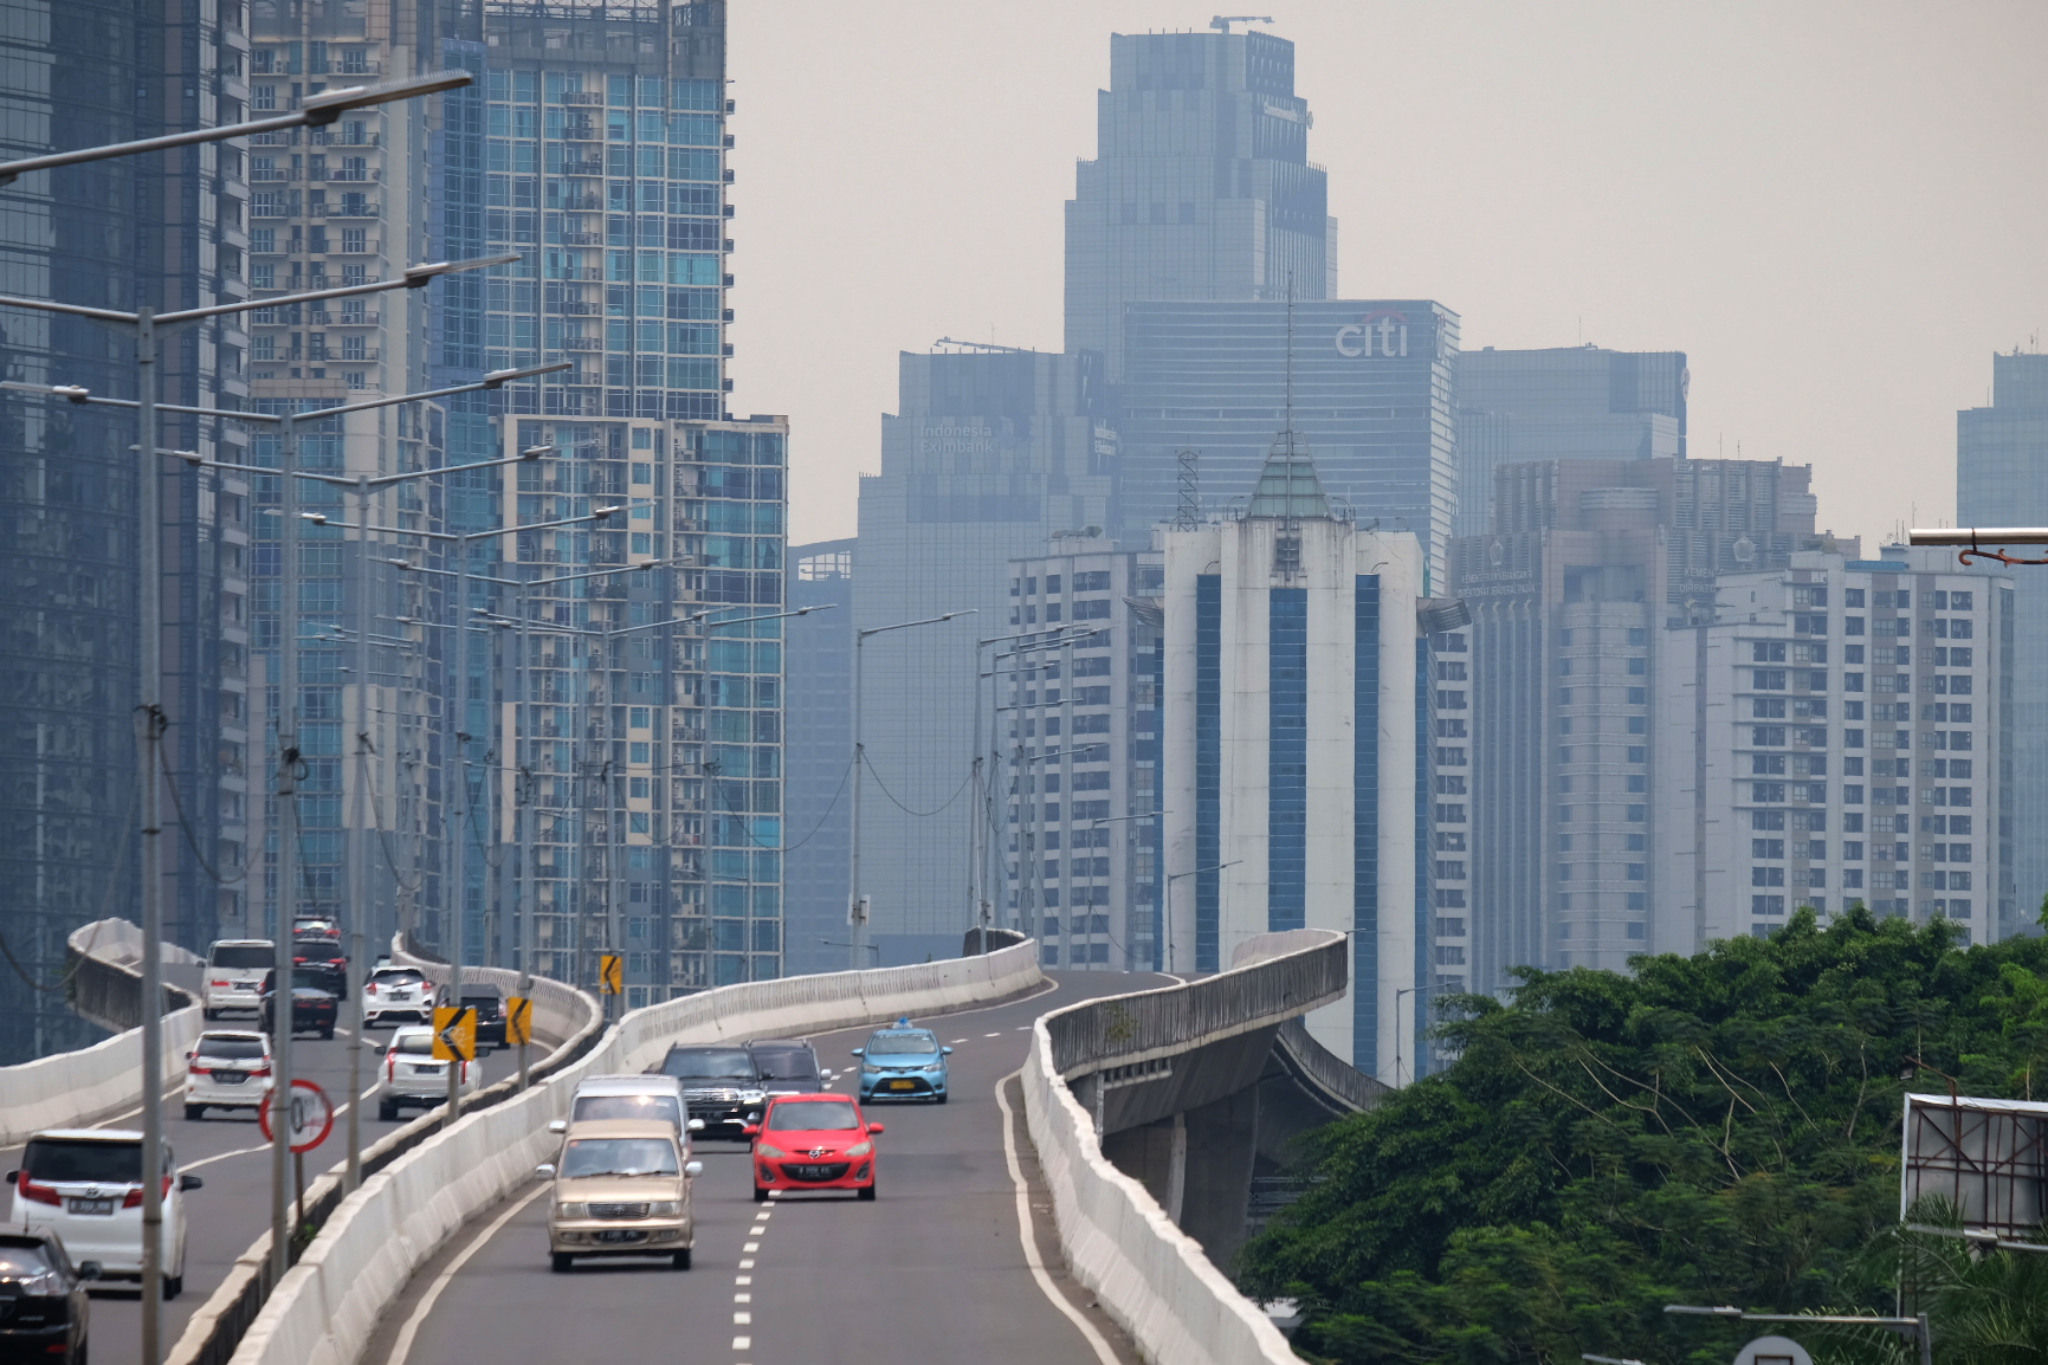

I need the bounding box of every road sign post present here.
[256,1078,334,1235]
[433,1004,477,1129]
[507,992,533,1089]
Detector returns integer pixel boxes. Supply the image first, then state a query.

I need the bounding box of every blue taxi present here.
[853,1018,952,1104]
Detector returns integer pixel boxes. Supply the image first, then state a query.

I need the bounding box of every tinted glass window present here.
[392,1033,435,1055]
[196,1036,267,1059]
[750,1046,819,1081]
[767,1100,858,1132]
[294,939,341,956]
[23,1139,143,1183]
[560,1137,679,1179]
[0,1243,56,1278]
[574,1095,683,1127]
[371,969,425,986]
[866,1033,938,1055]
[211,944,274,969]
[661,1048,755,1079]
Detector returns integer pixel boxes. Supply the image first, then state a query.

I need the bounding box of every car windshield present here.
[392,1033,436,1056]
[461,992,500,1007]
[372,969,424,987]
[767,1100,859,1132]
[574,1095,683,1128]
[752,1047,819,1081]
[866,1033,937,1055]
[23,1138,142,1184]
[0,1243,56,1279]
[559,1137,678,1179]
[197,1036,266,1059]
[211,945,272,970]
[662,1048,755,1080]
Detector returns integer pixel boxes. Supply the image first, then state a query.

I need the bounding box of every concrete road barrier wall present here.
[226,944,1042,1365]
[0,920,204,1146]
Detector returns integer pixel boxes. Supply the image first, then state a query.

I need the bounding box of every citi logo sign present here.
[1334,310,1409,358]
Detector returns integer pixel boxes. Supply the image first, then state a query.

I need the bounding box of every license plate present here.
[409,1064,439,1076]
[68,1198,114,1215]
[216,1071,247,1084]
[595,1229,645,1244]
[888,1079,916,1091]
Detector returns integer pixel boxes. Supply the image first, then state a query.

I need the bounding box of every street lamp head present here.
[592,504,625,520]
[482,360,572,386]
[402,253,522,289]
[298,69,474,125]
[519,444,552,460]
[301,512,328,525]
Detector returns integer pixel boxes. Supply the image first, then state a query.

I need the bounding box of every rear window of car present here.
[23,1138,142,1184]
[371,969,425,986]
[573,1095,683,1127]
[392,1033,435,1056]
[461,990,502,1006]
[210,944,273,970]
[196,1036,266,1059]
[750,1046,820,1081]
[294,939,341,955]
[767,1100,859,1132]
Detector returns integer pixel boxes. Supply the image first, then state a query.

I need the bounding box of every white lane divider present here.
[389,1182,548,1365]
[994,1067,1121,1365]
[183,1141,272,1172]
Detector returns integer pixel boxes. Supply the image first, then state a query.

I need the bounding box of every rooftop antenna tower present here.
[1210,15,1276,34]
[1174,449,1200,530]
[1275,274,1304,577]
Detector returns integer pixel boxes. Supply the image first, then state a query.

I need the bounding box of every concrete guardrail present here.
[1019,928,1349,1365]
[220,942,1044,1365]
[0,920,204,1147]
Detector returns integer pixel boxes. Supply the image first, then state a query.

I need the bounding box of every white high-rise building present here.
[1159,443,1428,1079]
[1656,546,2017,950]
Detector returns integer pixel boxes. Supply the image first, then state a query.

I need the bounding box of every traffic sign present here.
[1734,1337,1811,1365]
[433,1004,477,1062]
[258,1078,335,1154]
[506,995,533,1046]
[599,954,623,995]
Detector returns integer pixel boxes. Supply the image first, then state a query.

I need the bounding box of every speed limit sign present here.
[259,1077,336,1154]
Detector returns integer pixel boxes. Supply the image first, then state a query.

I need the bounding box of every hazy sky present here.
[726,2,2048,550]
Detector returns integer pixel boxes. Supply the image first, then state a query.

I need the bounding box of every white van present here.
[547,1075,703,1144]
[4,1129,202,1296]
[201,939,275,1019]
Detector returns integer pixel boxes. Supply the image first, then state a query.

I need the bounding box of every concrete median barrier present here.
[222,944,1042,1365]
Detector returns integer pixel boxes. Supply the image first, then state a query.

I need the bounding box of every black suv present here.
[0,1230,96,1364]
[459,985,507,1049]
[291,935,347,989]
[258,967,339,1039]
[746,1038,829,1096]
[651,1045,766,1137]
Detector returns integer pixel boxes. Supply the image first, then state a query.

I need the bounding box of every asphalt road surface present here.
[3,1014,549,1365]
[367,972,1161,1365]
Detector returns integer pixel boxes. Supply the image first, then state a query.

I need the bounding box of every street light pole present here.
[848,610,976,971]
[1664,1305,1931,1365]
[1164,859,1243,976]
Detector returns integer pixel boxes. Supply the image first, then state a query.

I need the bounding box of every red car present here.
[744,1094,884,1203]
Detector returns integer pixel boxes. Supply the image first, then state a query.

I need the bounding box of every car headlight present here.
[756,1143,787,1160]
[861,1063,880,1075]
[740,1089,766,1104]
[647,1200,682,1216]
[555,1202,588,1219]
[844,1140,873,1158]
[924,1062,946,1073]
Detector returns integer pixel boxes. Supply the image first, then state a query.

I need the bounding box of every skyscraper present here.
[1450,458,1829,993]
[0,3,251,1061]
[1159,446,1427,1077]
[1115,299,1459,585]
[1453,346,1689,539]
[1064,25,1337,381]
[783,539,854,978]
[852,346,1113,964]
[1957,351,2048,919]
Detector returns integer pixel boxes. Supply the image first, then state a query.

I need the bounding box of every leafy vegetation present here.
[1239,908,2048,1363]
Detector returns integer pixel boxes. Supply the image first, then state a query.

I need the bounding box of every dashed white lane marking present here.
[748,1224,766,1235]
[739,1258,755,1270]
[735,1274,752,1285]
[184,1141,271,1171]
[735,1292,752,1303]
[389,1182,549,1365]
[984,1032,1002,1038]
[743,1241,759,1253]
[994,1068,1121,1365]
[949,1038,968,1044]
[733,1337,751,1352]
[734,1311,752,1325]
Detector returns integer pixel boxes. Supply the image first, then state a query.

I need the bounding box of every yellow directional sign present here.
[432,1005,477,1062]
[505,995,533,1047]
[599,954,623,995]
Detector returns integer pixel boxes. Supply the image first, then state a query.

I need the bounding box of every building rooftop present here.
[1245,437,1333,521]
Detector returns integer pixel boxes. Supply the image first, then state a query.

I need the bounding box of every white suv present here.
[376,1025,483,1121]
[184,1030,274,1120]
[201,939,275,1019]
[4,1129,202,1296]
[361,966,437,1028]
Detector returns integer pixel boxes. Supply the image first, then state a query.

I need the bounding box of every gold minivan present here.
[537,1119,702,1271]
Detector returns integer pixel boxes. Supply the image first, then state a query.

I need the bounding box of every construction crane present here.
[1210,14,1275,34]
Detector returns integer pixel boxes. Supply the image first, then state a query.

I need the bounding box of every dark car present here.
[746,1038,830,1096]
[651,1045,767,1138]
[0,1230,96,1364]
[258,968,338,1039]
[291,935,347,984]
[459,985,507,1049]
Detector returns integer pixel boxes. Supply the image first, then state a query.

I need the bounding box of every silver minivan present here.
[201,939,275,1019]
[547,1075,703,1144]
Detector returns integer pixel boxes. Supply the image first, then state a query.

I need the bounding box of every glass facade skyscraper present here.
[1957,351,2048,920]
[0,2,252,1061]
[1064,27,1337,381]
